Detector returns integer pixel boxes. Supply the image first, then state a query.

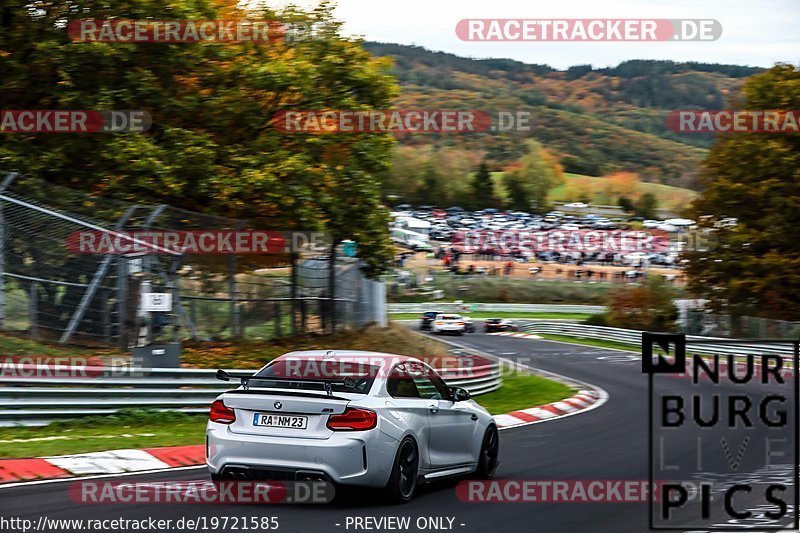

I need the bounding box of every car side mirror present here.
[450,386,471,402]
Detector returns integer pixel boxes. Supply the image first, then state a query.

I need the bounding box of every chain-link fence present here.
[682,310,800,339]
[0,173,386,348]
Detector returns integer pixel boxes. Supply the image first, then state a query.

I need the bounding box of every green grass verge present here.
[476,370,574,416]
[0,371,573,458]
[389,275,622,304]
[0,333,120,358]
[390,312,592,321]
[0,410,205,459]
[537,333,640,352]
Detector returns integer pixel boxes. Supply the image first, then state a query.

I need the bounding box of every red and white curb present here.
[487,332,542,340]
[493,389,602,429]
[0,445,204,484]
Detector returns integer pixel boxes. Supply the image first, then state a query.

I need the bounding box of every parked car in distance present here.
[432,314,466,335]
[484,318,519,333]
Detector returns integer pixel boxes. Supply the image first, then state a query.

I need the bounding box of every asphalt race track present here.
[1,330,796,532]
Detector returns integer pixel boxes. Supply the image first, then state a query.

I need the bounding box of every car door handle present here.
[471,414,479,421]
[428,404,439,413]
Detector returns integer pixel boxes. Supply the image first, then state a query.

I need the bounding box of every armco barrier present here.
[389,303,605,314]
[0,356,501,426]
[523,322,795,359]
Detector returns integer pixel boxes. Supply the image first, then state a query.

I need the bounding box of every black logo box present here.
[643,333,799,531]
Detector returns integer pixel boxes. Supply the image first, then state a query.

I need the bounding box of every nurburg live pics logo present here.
[642,333,799,530]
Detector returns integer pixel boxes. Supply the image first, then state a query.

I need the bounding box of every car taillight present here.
[457,322,465,325]
[327,408,377,431]
[209,399,236,424]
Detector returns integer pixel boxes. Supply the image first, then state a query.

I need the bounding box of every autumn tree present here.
[685,64,800,321]
[618,196,635,213]
[0,0,397,280]
[634,192,658,218]
[605,277,678,332]
[502,140,564,212]
[467,161,498,210]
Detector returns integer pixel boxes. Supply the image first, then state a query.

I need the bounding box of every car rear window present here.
[251,359,380,394]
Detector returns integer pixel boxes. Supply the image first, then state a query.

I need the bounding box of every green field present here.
[489,171,696,212]
[550,173,697,211]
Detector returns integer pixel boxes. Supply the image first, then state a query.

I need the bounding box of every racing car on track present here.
[431,314,467,335]
[419,310,440,331]
[207,350,499,502]
[483,318,519,333]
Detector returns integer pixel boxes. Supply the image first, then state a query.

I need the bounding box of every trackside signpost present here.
[643,333,798,530]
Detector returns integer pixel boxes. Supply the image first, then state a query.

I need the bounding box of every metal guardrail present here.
[388,303,606,314]
[523,323,796,358]
[0,357,501,425]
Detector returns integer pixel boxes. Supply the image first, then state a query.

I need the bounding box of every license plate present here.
[252,413,308,429]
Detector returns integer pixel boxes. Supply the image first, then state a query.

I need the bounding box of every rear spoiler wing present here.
[216,369,355,396]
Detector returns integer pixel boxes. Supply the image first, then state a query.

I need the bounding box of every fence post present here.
[0,172,19,329]
[102,289,111,344]
[290,251,298,335]
[59,206,137,344]
[229,254,239,338]
[117,257,128,349]
[0,196,4,331]
[274,301,282,337]
[300,299,307,333]
[189,298,197,332]
[29,282,38,339]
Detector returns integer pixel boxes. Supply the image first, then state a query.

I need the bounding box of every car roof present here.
[274,350,423,365]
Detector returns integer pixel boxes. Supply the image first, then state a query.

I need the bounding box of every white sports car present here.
[206,350,499,502]
[431,314,467,335]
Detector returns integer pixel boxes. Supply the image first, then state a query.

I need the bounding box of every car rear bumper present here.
[434,325,464,332]
[206,423,398,488]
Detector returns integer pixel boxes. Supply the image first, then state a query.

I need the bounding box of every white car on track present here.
[206,351,499,502]
[431,314,467,335]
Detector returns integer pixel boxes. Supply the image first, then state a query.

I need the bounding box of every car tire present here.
[474,425,499,479]
[384,437,419,503]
